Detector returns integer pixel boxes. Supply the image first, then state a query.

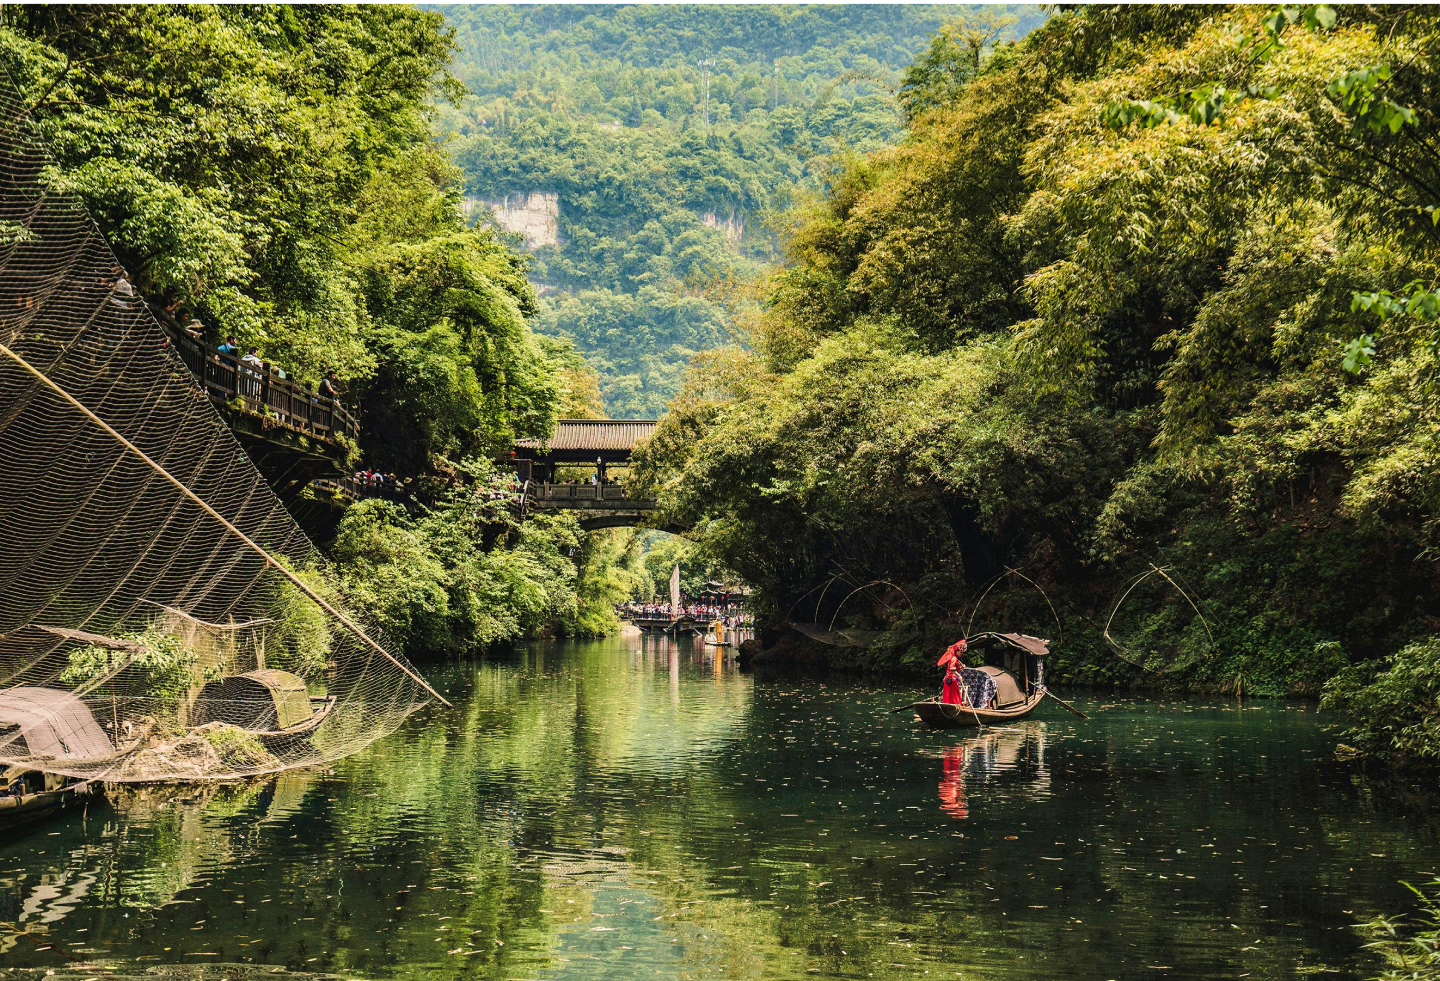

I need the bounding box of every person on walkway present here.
[238,347,263,399]
[109,268,136,309]
[319,371,339,399]
[217,335,239,357]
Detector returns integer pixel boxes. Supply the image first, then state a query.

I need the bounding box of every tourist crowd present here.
[618,602,753,628]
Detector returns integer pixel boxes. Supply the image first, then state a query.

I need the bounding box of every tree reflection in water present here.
[1,637,1439,981]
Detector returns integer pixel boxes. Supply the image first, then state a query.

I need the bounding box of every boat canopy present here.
[0,687,114,760]
[968,632,1049,657]
[978,665,1026,706]
[193,670,312,732]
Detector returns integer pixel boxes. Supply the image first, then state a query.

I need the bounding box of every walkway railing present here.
[169,332,359,442]
[311,476,408,502]
[532,482,648,504]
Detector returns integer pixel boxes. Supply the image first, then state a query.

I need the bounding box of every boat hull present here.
[909,693,1043,728]
[0,782,95,830]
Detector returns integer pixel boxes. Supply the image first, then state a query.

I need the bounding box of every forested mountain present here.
[437,5,1043,415]
[634,5,1440,762]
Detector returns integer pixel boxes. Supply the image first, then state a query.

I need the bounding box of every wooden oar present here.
[890,701,921,714]
[1041,687,1088,720]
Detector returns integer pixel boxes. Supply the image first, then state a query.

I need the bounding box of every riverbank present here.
[741,621,1326,699]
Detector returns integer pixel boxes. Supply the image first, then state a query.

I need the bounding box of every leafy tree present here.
[898,11,1016,121]
[331,460,582,654]
[636,4,1440,725]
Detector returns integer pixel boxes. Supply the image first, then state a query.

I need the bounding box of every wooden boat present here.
[908,632,1054,730]
[909,685,1043,727]
[0,767,97,830]
[192,670,335,750]
[0,686,112,829]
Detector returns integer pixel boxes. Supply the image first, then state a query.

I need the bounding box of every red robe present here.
[941,665,964,704]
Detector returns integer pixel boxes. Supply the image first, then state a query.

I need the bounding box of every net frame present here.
[0,73,439,782]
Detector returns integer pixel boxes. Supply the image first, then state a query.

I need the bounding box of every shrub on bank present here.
[1324,638,1440,765]
[1361,876,1440,980]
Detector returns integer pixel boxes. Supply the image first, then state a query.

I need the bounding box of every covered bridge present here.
[512,419,657,484]
[511,419,668,530]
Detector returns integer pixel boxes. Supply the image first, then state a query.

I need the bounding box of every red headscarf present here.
[937,637,968,668]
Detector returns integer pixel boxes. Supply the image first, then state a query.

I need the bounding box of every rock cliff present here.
[462,192,560,250]
[701,209,744,244]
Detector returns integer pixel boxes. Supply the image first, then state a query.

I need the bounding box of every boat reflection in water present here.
[0,769,318,954]
[937,722,1050,819]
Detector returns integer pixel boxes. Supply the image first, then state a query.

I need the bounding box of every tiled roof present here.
[515,419,658,453]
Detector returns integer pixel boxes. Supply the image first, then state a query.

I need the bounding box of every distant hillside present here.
[437,4,1043,416]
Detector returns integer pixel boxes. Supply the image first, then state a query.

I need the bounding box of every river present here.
[1,632,1437,981]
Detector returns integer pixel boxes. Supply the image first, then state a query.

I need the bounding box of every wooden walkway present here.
[170,332,358,447]
[524,481,660,530]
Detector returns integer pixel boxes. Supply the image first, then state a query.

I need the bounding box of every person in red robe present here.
[941,661,964,704]
[938,744,968,819]
[938,638,968,705]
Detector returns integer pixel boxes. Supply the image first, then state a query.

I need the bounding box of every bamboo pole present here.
[0,342,452,708]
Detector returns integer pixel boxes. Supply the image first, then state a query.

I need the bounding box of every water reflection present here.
[0,635,1436,981]
[937,724,1051,820]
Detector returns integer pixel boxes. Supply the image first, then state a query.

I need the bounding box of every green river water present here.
[2,632,1438,981]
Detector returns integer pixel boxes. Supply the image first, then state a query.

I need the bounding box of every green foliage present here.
[1,6,450,376]
[1360,877,1440,980]
[557,530,648,638]
[198,724,276,771]
[264,561,337,678]
[358,229,561,470]
[636,4,1440,727]
[1324,638,1440,763]
[330,460,584,655]
[1328,64,1417,134]
[898,12,1016,122]
[537,286,728,417]
[1343,333,1379,374]
[61,627,213,709]
[438,5,1041,414]
[637,534,723,602]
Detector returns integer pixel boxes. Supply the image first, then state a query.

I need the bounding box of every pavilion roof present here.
[515,419,657,454]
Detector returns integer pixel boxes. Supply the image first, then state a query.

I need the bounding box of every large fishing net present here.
[0,78,439,782]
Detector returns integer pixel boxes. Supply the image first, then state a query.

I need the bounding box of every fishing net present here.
[789,622,899,648]
[1102,564,1218,675]
[0,77,437,782]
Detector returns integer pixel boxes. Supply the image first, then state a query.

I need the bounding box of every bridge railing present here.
[311,476,408,502]
[532,482,649,503]
[170,332,359,442]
